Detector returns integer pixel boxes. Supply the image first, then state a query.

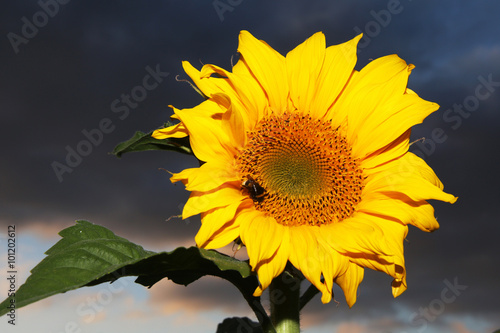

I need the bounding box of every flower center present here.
[236,112,364,226]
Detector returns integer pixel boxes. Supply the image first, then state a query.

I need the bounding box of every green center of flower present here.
[236,112,364,226]
[260,140,327,199]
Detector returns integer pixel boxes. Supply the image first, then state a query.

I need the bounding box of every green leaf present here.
[0,220,257,317]
[0,220,153,316]
[112,128,192,157]
[89,245,256,290]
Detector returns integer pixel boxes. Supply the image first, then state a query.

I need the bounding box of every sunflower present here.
[153,31,457,306]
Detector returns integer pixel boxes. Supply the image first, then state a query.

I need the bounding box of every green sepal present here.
[112,128,192,157]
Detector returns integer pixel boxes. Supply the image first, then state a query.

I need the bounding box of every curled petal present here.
[201,63,267,129]
[213,93,247,149]
[152,121,188,139]
[335,262,365,307]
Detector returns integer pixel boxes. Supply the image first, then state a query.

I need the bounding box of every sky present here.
[1,0,499,332]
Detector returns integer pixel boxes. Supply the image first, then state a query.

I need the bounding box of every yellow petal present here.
[239,210,284,269]
[357,197,440,232]
[318,217,392,256]
[392,272,408,298]
[354,93,439,157]
[361,129,410,170]
[183,184,243,219]
[344,252,395,281]
[195,200,246,248]
[317,247,349,303]
[172,158,238,192]
[169,168,195,186]
[358,214,407,271]
[330,55,416,155]
[175,100,234,163]
[343,214,408,297]
[201,222,240,250]
[182,61,228,99]
[404,152,445,188]
[201,63,267,129]
[212,93,247,149]
[285,32,326,114]
[288,226,327,297]
[253,230,289,296]
[152,121,188,139]
[335,262,364,307]
[366,160,457,204]
[373,216,408,297]
[237,31,288,113]
[182,62,254,133]
[313,34,362,120]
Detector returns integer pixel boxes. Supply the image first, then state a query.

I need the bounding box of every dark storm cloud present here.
[1,0,499,331]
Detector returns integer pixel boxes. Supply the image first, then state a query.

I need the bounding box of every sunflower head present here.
[153,31,457,306]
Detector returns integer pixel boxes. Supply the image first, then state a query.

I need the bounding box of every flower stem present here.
[241,293,276,333]
[270,272,301,333]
